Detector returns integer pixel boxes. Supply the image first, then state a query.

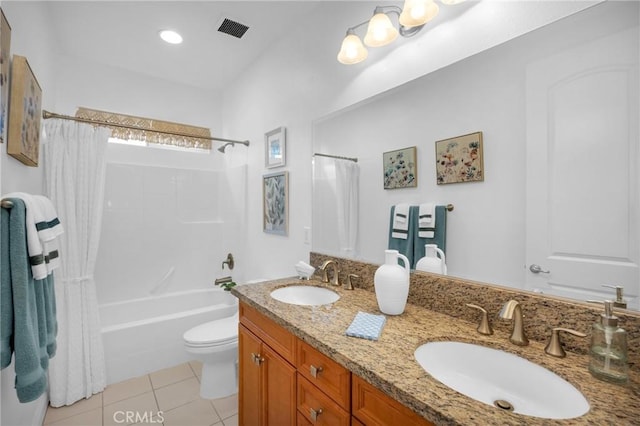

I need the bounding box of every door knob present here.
[529,264,550,274]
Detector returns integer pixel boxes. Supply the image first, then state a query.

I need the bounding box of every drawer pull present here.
[309,407,323,422]
[309,364,323,378]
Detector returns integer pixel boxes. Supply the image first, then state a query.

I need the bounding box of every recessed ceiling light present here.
[159,30,183,45]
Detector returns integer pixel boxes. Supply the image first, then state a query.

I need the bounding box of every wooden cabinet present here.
[239,302,433,426]
[352,375,434,426]
[239,303,296,426]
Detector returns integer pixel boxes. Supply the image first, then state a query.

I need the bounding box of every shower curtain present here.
[335,159,359,257]
[313,156,359,257]
[42,119,111,406]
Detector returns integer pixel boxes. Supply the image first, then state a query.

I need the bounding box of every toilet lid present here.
[183,313,239,346]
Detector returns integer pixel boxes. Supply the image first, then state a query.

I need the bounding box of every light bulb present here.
[364,12,398,47]
[337,32,368,64]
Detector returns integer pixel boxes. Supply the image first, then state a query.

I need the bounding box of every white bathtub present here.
[100,288,237,385]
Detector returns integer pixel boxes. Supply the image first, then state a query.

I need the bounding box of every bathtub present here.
[100,288,237,385]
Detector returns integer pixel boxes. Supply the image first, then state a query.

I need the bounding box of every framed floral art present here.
[263,171,288,236]
[383,146,417,189]
[435,131,484,184]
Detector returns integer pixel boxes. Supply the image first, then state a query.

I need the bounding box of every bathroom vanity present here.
[233,272,640,425]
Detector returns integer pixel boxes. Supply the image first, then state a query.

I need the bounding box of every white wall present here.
[221,1,598,281]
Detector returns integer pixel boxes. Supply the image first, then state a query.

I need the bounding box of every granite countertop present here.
[232,278,640,425]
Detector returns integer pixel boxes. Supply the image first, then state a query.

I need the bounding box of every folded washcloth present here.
[3,193,47,280]
[392,203,410,240]
[345,311,386,341]
[418,203,436,238]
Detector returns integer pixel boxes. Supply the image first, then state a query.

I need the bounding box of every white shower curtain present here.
[335,159,359,256]
[42,119,111,406]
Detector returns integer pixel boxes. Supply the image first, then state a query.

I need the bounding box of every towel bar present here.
[1,199,14,209]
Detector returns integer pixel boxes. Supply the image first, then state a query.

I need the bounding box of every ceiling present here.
[44,1,324,91]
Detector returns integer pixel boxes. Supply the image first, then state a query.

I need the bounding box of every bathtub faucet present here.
[222,253,235,270]
[215,276,233,286]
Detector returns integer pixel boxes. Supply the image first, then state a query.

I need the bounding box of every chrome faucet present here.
[319,260,340,286]
[498,300,529,346]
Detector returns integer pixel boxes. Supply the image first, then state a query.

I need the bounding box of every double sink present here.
[269,284,590,420]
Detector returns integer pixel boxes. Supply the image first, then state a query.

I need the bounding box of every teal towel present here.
[1,206,14,369]
[345,311,386,341]
[387,205,416,268]
[413,205,447,269]
[0,199,53,403]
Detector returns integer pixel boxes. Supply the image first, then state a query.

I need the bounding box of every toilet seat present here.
[183,313,239,347]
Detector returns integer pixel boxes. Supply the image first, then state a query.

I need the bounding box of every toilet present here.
[183,311,239,399]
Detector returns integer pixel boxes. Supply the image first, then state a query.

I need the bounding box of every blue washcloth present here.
[345,311,386,341]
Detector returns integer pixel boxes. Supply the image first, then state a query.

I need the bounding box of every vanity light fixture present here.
[337,0,462,65]
[159,29,183,45]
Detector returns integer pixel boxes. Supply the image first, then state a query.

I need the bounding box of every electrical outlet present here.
[303,226,311,245]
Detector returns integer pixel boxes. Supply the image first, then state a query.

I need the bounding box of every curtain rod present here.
[313,152,358,163]
[41,110,250,146]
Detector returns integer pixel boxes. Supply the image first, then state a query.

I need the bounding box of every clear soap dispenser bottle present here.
[588,301,628,384]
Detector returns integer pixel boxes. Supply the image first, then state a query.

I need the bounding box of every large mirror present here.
[312,2,639,310]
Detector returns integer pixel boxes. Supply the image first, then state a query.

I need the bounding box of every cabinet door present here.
[239,324,262,426]
[262,343,297,426]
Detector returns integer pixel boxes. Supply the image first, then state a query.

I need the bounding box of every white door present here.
[525,26,639,309]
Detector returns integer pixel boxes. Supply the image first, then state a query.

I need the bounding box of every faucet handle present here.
[465,304,493,335]
[544,327,587,358]
[345,274,359,290]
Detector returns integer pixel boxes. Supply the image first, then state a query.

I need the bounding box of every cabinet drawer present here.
[352,375,434,426]
[239,302,296,364]
[297,375,350,426]
[297,340,351,410]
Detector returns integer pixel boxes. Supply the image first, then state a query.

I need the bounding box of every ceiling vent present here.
[217,18,249,39]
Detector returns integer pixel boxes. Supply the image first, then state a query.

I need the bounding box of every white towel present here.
[392,203,410,240]
[3,193,48,280]
[418,203,436,238]
[34,195,64,241]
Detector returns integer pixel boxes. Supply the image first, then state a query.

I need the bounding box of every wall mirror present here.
[312,2,639,310]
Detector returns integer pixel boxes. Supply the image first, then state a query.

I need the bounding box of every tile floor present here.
[43,361,237,426]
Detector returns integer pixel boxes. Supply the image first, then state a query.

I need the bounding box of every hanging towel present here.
[345,311,386,341]
[418,203,436,238]
[413,205,448,269]
[34,195,63,273]
[0,198,57,403]
[391,203,410,239]
[2,193,48,280]
[388,205,416,267]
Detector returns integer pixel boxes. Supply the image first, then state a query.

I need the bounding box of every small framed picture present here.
[435,131,484,185]
[383,146,417,189]
[7,55,42,167]
[265,126,286,168]
[263,171,288,236]
[1,8,12,144]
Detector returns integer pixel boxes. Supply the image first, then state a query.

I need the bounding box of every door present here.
[239,324,262,426]
[525,25,639,306]
[262,343,296,426]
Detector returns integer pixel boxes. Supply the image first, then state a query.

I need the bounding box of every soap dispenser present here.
[588,301,628,384]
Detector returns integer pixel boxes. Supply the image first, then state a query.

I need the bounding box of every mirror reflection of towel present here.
[392,203,410,240]
[418,203,435,238]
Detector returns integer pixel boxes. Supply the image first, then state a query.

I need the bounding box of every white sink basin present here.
[270,285,340,306]
[414,341,589,420]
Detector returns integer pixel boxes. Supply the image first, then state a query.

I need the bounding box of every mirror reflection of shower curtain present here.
[335,159,359,256]
[313,156,359,257]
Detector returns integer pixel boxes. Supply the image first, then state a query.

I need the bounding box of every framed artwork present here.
[263,171,289,236]
[7,55,42,167]
[0,8,11,144]
[383,146,417,189]
[265,126,286,168]
[436,131,484,185]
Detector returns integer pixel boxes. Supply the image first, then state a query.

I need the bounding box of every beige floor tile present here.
[46,407,103,426]
[222,414,238,426]
[149,362,195,389]
[162,399,221,426]
[211,394,238,420]
[154,376,201,412]
[44,393,103,424]
[189,360,203,378]
[103,374,152,406]
[103,391,159,426]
